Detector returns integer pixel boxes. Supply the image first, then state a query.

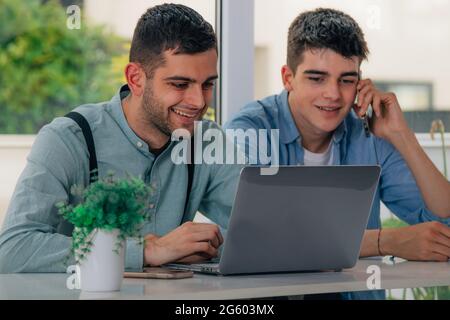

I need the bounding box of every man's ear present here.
[124,62,147,97]
[281,65,295,91]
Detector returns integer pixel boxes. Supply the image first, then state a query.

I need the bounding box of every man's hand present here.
[381,222,450,261]
[353,79,411,144]
[144,221,224,266]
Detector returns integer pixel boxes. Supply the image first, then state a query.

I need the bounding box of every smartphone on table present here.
[124,267,193,279]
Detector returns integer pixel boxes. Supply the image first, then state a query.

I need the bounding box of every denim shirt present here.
[0,85,242,273]
[225,90,450,300]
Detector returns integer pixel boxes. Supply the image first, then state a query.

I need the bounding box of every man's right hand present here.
[381,221,450,261]
[143,221,224,266]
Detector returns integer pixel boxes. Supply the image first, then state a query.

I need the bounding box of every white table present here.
[1,258,449,300]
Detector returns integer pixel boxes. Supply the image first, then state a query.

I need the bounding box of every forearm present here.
[389,129,450,218]
[0,231,74,273]
[0,231,145,273]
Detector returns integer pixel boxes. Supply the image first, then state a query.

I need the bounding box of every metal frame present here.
[215,0,254,125]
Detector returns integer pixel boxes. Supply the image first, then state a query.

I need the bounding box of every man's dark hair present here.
[129,4,217,77]
[287,8,369,73]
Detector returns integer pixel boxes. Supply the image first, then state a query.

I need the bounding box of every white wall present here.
[84,0,216,37]
[0,136,34,227]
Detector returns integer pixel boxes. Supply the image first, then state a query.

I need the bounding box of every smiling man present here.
[0,4,242,273]
[224,8,450,299]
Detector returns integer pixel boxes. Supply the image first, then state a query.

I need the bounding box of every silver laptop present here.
[167,165,381,275]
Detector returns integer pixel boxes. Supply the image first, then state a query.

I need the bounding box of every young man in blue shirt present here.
[225,8,450,299]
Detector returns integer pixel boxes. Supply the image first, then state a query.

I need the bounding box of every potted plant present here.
[57,172,151,292]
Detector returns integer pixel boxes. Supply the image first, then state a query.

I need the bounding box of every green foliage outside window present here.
[0,0,125,133]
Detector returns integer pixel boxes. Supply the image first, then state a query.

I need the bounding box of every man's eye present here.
[202,82,215,90]
[341,79,356,84]
[308,77,323,83]
[170,83,188,89]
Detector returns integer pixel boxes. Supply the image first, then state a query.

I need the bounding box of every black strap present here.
[184,137,195,215]
[65,112,98,183]
[65,111,194,216]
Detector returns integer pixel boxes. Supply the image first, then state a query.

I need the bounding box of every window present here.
[374,81,433,111]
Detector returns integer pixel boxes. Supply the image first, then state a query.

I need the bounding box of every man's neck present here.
[300,130,332,153]
[121,94,170,150]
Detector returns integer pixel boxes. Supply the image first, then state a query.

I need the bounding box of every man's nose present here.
[322,81,340,101]
[185,85,205,109]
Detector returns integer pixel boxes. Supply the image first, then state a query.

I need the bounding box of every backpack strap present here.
[64,112,98,183]
[183,136,195,216]
[65,111,194,217]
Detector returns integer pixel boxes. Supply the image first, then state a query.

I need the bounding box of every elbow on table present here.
[0,237,28,273]
[0,251,20,274]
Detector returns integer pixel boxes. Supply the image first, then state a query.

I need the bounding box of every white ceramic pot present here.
[79,229,125,292]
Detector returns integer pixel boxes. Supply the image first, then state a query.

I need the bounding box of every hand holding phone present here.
[354,78,410,142]
[354,78,374,137]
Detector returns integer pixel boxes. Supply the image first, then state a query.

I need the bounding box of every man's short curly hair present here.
[287,8,369,73]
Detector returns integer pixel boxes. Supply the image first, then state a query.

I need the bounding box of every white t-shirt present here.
[302,142,333,166]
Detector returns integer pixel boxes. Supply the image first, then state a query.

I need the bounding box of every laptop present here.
[167,165,381,275]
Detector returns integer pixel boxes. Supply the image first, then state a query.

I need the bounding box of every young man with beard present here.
[225,8,450,299]
[0,4,242,272]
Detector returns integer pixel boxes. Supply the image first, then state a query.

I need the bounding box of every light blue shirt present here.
[225,90,450,300]
[0,85,243,273]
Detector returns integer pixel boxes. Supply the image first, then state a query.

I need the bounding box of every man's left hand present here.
[353,79,411,143]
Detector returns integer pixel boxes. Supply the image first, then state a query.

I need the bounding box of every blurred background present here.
[0,0,449,299]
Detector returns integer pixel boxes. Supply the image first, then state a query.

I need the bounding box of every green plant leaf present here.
[58,173,152,263]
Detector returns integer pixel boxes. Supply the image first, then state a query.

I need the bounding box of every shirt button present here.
[137,141,143,148]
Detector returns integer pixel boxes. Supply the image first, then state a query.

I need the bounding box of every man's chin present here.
[169,124,195,139]
[315,121,342,135]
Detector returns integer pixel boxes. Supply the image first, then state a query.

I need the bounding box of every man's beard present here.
[142,84,172,137]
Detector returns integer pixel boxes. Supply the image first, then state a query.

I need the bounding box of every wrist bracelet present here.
[377,228,384,256]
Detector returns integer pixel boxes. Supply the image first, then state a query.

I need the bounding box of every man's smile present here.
[170,106,202,119]
[314,104,343,116]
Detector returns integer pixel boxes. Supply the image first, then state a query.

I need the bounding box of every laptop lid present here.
[218,165,381,275]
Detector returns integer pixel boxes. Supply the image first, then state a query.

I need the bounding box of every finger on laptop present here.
[185,222,223,246]
[177,247,218,264]
[190,231,221,248]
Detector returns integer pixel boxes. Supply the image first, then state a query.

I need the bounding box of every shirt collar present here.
[107,84,136,139]
[278,90,301,144]
[278,89,348,145]
[332,117,348,144]
[106,85,154,155]
[108,84,180,158]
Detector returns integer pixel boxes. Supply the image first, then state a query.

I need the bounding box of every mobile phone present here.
[355,72,373,137]
[362,105,373,137]
[124,267,194,279]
